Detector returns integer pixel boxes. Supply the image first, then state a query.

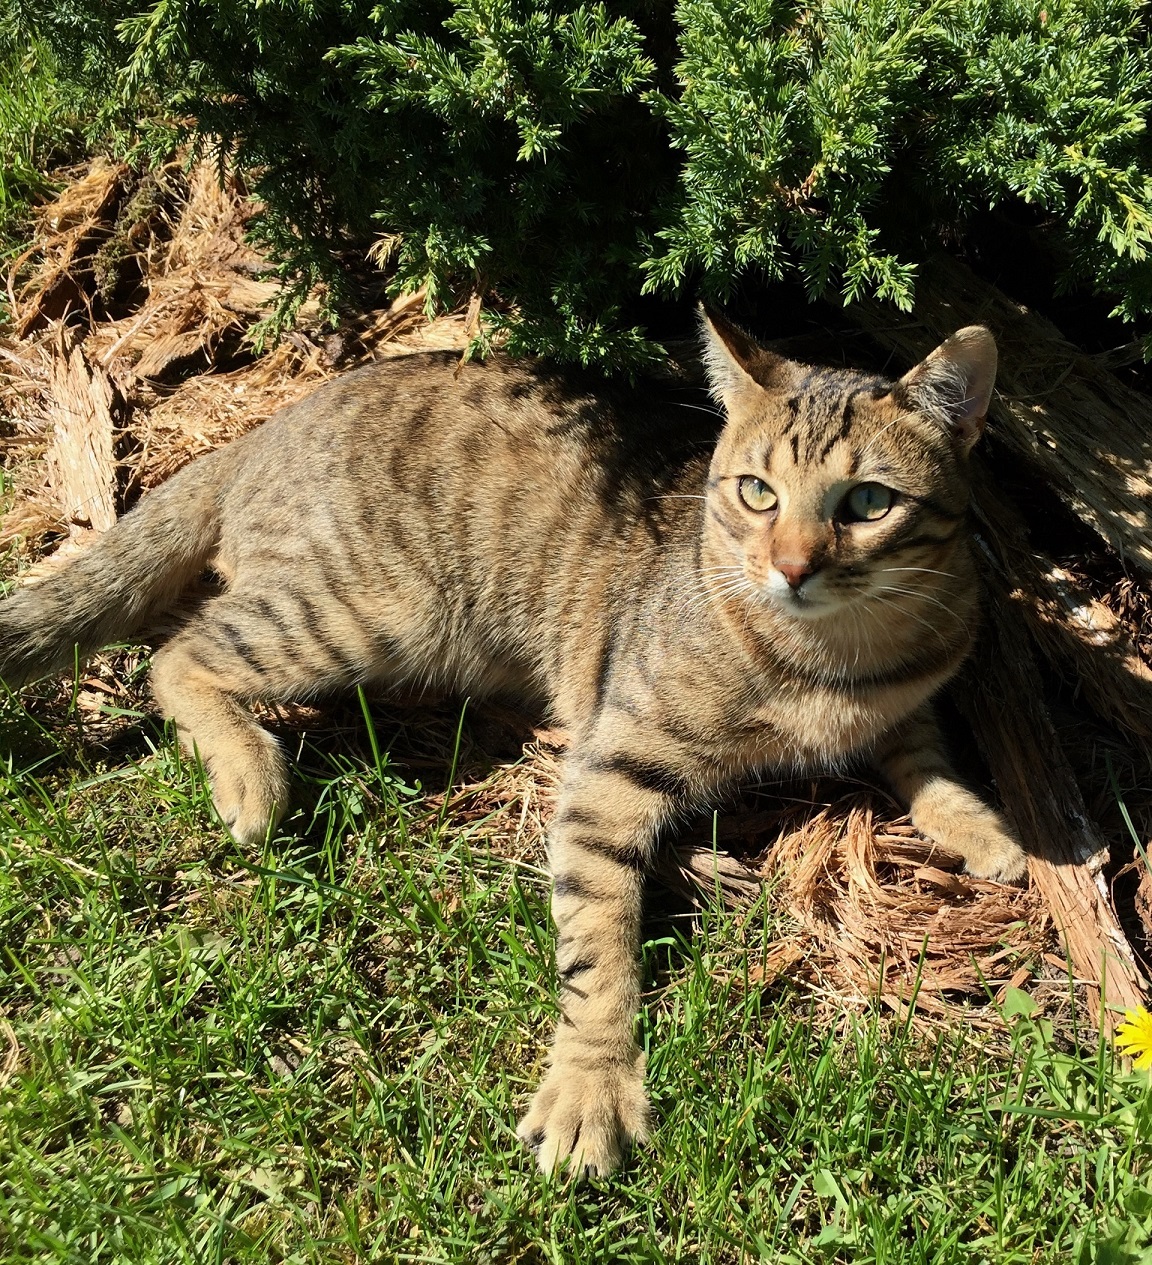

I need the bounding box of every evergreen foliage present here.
[4,0,1152,365]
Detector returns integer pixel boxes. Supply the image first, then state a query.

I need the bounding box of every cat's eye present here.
[841,482,893,522]
[737,476,778,513]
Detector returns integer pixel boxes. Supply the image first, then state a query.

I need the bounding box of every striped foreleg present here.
[517,750,684,1176]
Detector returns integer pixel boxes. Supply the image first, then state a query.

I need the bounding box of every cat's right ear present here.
[699,306,788,410]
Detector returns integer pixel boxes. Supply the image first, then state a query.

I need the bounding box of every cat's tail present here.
[0,447,232,688]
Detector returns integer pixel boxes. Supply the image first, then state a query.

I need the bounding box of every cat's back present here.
[201,351,720,704]
[217,350,720,552]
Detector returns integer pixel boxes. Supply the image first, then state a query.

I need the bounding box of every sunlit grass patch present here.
[1,693,1150,1261]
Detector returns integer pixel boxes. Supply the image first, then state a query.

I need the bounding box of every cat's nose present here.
[776,561,813,589]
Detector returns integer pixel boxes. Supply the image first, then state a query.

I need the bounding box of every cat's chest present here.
[746,684,909,762]
[695,618,968,774]
[699,674,940,778]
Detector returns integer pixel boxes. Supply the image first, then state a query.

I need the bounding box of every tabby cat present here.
[0,311,1025,1176]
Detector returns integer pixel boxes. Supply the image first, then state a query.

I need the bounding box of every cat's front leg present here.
[876,705,1026,882]
[517,746,683,1177]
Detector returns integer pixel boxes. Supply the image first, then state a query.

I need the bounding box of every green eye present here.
[738,476,778,513]
[843,483,893,522]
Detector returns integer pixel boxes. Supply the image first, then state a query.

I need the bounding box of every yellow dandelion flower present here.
[1115,1006,1152,1070]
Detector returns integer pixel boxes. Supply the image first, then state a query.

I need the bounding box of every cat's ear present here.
[699,305,789,408]
[897,326,997,454]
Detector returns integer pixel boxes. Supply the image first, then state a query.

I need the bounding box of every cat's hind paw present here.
[517,1051,650,1178]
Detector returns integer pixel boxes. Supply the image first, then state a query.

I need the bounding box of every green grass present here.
[1,683,1151,1264]
[0,44,83,256]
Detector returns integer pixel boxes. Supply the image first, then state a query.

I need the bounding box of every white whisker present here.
[872,583,967,631]
[869,593,956,653]
[674,401,725,419]
[877,566,958,580]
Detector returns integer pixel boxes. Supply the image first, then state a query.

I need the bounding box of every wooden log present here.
[970,461,1152,750]
[660,842,763,909]
[12,160,126,338]
[45,335,124,535]
[848,253,1152,576]
[955,521,1148,1025]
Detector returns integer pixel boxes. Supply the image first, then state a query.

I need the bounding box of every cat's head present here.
[700,309,995,622]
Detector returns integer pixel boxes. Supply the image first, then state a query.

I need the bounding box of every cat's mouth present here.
[760,571,839,620]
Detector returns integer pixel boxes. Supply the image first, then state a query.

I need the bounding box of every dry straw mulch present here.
[3,158,1151,1031]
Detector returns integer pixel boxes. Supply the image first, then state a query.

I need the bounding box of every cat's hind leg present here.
[151,590,368,844]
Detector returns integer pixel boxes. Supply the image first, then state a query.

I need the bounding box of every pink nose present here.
[777,561,813,589]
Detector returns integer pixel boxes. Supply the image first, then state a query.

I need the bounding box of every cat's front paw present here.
[963,834,1027,883]
[517,1050,650,1178]
[213,784,281,848]
[204,735,288,847]
[933,811,1027,884]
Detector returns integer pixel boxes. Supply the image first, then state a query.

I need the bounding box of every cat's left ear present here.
[897,326,997,454]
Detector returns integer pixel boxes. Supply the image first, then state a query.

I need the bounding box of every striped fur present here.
[0,315,1023,1177]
